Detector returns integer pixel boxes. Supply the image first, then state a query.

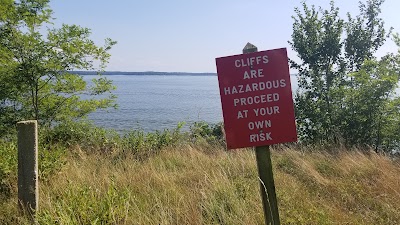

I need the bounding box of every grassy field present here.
[1,137,400,224]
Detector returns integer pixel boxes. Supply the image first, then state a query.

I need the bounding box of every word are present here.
[243,69,263,79]
[235,55,269,68]
[224,79,286,95]
[250,132,272,142]
[234,93,279,107]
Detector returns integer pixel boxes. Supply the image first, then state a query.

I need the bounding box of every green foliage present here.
[0,138,66,202]
[290,0,400,150]
[290,0,346,143]
[345,0,391,71]
[0,140,17,200]
[41,120,120,151]
[38,145,67,181]
[41,120,226,156]
[42,120,186,159]
[0,0,116,136]
[190,121,225,146]
[120,123,184,158]
[342,58,400,149]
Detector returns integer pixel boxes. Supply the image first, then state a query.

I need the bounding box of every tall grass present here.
[1,122,400,224]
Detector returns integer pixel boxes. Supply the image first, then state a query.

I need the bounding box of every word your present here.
[253,106,280,116]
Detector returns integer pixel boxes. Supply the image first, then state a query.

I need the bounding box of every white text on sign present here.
[234,55,269,68]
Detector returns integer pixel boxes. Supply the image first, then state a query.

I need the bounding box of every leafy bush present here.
[189,121,225,146]
[41,120,121,153]
[0,140,17,199]
[39,146,67,182]
[42,120,186,159]
[120,122,185,158]
[0,139,66,201]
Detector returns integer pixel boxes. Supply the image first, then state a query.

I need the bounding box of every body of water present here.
[84,75,298,132]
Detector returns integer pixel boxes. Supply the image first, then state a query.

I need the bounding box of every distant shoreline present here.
[74,71,299,76]
[74,71,217,76]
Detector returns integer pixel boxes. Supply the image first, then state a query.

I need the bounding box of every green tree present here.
[289,1,345,143]
[345,0,389,71]
[290,0,400,150]
[0,0,116,135]
[343,57,399,149]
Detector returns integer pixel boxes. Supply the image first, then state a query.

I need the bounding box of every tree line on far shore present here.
[73,71,217,76]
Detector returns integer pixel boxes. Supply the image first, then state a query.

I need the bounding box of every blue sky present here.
[49,0,400,72]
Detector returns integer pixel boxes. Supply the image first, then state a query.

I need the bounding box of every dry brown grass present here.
[1,143,400,224]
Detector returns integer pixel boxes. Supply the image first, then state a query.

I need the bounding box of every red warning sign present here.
[216,48,297,149]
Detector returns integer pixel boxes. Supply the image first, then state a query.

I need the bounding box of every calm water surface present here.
[85,75,222,132]
[84,75,298,132]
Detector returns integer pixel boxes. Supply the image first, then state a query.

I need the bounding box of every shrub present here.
[0,140,17,199]
[120,122,185,158]
[189,121,225,146]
